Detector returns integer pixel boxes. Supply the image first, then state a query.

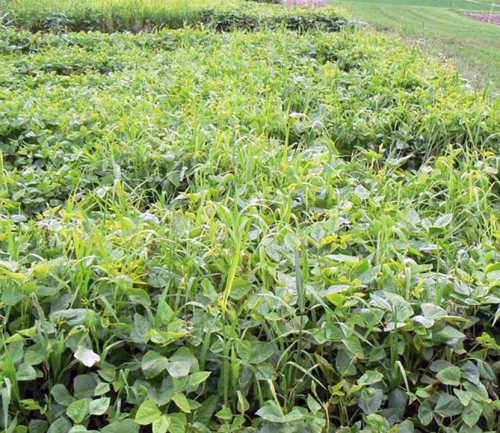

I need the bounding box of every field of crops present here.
[1,1,500,432]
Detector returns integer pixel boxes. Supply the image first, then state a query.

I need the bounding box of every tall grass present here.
[4,0,244,31]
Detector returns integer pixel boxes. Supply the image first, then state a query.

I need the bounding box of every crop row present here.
[1,26,499,217]
[1,0,349,33]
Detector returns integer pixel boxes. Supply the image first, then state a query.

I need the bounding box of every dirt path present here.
[465,12,500,25]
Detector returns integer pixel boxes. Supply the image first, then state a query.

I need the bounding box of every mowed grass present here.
[331,0,500,89]
[2,1,500,432]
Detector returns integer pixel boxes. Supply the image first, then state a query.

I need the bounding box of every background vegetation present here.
[330,0,500,89]
[1,1,500,433]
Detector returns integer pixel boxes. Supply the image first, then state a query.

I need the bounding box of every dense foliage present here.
[1,1,500,433]
[1,0,349,33]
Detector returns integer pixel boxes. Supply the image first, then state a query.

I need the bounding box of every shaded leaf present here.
[142,351,168,379]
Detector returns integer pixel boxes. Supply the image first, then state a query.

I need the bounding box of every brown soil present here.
[465,12,500,25]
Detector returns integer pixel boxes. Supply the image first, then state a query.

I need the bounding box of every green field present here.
[331,0,500,89]
[1,1,500,432]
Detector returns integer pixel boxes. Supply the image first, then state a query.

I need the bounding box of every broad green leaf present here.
[131,313,150,344]
[50,309,87,326]
[434,393,462,417]
[248,342,275,365]
[458,426,483,433]
[436,366,461,386]
[386,293,414,322]
[89,397,110,416]
[357,370,384,386]
[168,348,198,378]
[393,420,415,433]
[68,427,95,433]
[432,213,453,228]
[94,382,111,396]
[24,350,44,366]
[307,395,321,413]
[256,401,286,423]
[21,399,43,411]
[215,407,233,421]
[100,420,139,433]
[152,416,170,433]
[341,336,364,357]
[142,351,168,379]
[454,390,472,406]
[172,393,191,413]
[66,398,90,424]
[462,400,482,428]
[417,401,433,426]
[149,377,175,406]
[464,381,489,400]
[389,388,408,415]
[28,420,48,433]
[282,408,304,423]
[194,395,218,425]
[478,361,496,381]
[188,372,211,388]
[73,375,97,399]
[167,413,186,433]
[17,364,37,381]
[46,417,71,433]
[461,361,480,385]
[126,288,151,308]
[358,388,384,414]
[421,303,447,319]
[358,265,381,284]
[167,361,191,379]
[136,399,161,425]
[365,413,389,430]
[3,285,25,306]
[437,326,465,341]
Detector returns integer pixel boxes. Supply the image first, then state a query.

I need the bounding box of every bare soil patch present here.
[465,12,500,25]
